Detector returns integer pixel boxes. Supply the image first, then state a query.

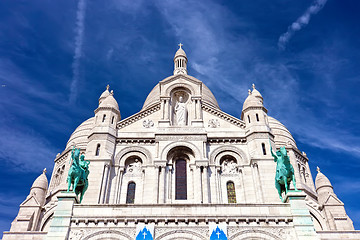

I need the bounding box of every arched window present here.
[126,182,136,204]
[247,115,251,123]
[256,113,259,122]
[95,144,100,156]
[111,116,115,124]
[227,181,236,203]
[175,159,187,200]
[261,143,266,155]
[102,114,106,122]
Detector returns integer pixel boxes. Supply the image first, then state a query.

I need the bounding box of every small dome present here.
[268,116,297,147]
[315,167,333,190]
[66,117,95,149]
[174,45,187,59]
[99,85,110,104]
[242,84,264,111]
[99,95,119,110]
[31,169,48,191]
[242,94,263,110]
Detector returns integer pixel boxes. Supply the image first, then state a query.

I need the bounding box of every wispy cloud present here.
[69,0,87,103]
[278,0,328,50]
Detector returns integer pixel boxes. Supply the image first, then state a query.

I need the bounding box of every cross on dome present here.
[178,43,183,48]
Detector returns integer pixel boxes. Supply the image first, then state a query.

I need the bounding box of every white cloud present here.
[69,0,87,103]
[278,0,328,50]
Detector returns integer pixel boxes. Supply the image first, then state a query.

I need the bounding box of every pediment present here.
[117,103,161,131]
[20,195,40,207]
[324,194,343,205]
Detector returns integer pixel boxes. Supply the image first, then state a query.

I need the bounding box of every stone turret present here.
[8,169,48,232]
[315,167,354,230]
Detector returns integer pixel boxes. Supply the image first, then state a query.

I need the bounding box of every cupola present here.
[173,43,188,75]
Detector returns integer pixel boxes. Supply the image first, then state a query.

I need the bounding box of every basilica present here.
[3,46,360,240]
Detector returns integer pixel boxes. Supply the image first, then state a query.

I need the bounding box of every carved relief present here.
[208,119,220,128]
[221,159,238,174]
[143,119,154,128]
[125,158,143,175]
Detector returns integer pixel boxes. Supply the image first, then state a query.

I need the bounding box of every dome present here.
[31,169,48,191]
[268,116,297,147]
[99,85,110,104]
[141,78,220,110]
[174,46,187,59]
[99,94,119,110]
[66,117,95,149]
[315,167,333,190]
[242,84,264,111]
[242,93,263,110]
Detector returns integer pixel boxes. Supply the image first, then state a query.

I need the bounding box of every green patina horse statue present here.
[67,146,90,203]
[270,144,298,201]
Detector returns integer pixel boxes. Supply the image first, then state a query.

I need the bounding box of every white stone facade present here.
[3,46,360,240]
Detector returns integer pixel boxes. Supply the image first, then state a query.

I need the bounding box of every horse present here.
[67,147,90,203]
[270,146,298,201]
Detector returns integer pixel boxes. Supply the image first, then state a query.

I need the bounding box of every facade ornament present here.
[221,159,238,174]
[270,144,298,201]
[143,119,154,128]
[126,158,142,174]
[208,119,220,128]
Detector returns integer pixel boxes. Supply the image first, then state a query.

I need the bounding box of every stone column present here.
[115,168,124,203]
[159,166,166,203]
[284,191,319,240]
[46,192,78,240]
[99,164,110,204]
[202,166,209,203]
[154,166,159,203]
[194,166,202,203]
[209,165,217,203]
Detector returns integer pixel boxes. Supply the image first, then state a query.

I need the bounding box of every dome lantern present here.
[173,43,188,75]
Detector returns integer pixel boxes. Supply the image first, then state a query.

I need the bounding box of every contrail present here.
[278,0,328,50]
[69,0,87,103]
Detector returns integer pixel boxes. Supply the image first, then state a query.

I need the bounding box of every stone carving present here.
[174,96,187,126]
[208,119,220,128]
[143,119,154,128]
[69,229,86,240]
[126,158,142,174]
[67,146,90,203]
[222,159,238,174]
[270,144,298,201]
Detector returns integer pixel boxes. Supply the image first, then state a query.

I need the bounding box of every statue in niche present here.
[126,158,142,174]
[222,158,238,174]
[174,96,187,126]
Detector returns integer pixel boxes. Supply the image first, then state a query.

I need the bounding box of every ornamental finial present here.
[43,168,47,174]
[252,83,256,89]
[178,43,183,49]
[316,166,320,173]
[248,89,251,95]
[106,84,110,90]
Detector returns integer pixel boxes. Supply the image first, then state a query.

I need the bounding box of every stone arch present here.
[165,82,196,96]
[307,203,327,231]
[155,229,206,240]
[161,141,202,162]
[82,230,132,240]
[210,145,248,165]
[40,205,57,232]
[115,146,152,166]
[229,229,282,240]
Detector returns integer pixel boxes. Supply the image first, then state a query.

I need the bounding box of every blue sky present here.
[1,0,360,234]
